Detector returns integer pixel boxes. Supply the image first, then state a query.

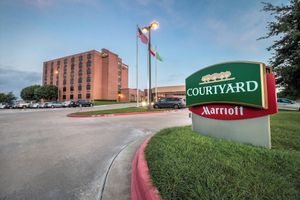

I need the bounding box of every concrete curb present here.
[131,137,161,200]
[67,110,179,118]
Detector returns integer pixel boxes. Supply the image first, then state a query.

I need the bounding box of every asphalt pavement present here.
[0,104,191,200]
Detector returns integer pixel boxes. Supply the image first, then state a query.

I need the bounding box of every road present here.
[0,104,191,200]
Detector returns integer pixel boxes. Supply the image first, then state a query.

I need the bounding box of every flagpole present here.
[136,25,139,107]
[155,46,158,102]
[147,43,149,107]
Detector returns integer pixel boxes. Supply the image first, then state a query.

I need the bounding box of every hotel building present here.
[42,49,128,101]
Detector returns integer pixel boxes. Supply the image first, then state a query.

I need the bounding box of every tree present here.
[35,85,58,101]
[20,85,41,101]
[0,92,16,103]
[259,0,300,99]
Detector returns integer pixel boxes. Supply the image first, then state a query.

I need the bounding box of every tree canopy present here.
[20,85,41,101]
[260,0,300,99]
[20,85,58,101]
[35,85,58,101]
[0,92,16,103]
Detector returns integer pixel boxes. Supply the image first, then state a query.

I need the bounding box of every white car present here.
[277,98,300,111]
[0,103,7,109]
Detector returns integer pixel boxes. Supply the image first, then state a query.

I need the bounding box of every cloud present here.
[23,0,53,8]
[22,0,99,8]
[204,8,272,54]
[0,68,41,98]
[160,72,185,86]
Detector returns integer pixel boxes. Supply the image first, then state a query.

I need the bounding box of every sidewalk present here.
[101,136,149,200]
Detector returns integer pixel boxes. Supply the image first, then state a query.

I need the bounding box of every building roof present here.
[152,85,185,92]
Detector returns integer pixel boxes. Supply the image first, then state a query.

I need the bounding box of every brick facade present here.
[42,49,128,101]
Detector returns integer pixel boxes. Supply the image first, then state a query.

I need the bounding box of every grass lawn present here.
[92,100,124,106]
[145,111,300,200]
[71,107,166,115]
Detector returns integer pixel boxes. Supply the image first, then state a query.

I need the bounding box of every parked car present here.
[38,102,47,108]
[0,103,7,109]
[76,100,93,107]
[8,102,17,109]
[277,98,300,111]
[153,97,186,109]
[17,101,30,108]
[46,102,63,108]
[29,102,40,108]
[63,100,76,107]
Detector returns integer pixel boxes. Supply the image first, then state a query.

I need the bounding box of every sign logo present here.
[185,61,268,109]
[200,71,235,85]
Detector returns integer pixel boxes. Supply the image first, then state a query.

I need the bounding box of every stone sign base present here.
[191,113,271,148]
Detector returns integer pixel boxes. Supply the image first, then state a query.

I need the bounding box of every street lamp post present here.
[55,70,59,101]
[142,21,159,111]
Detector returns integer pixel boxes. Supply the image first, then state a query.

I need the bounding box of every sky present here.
[0,0,288,97]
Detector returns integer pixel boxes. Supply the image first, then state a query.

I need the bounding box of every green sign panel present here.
[185,61,268,108]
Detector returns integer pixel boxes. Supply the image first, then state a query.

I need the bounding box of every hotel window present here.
[64,58,67,64]
[70,79,74,84]
[70,94,74,99]
[87,53,92,59]
[86,85,91,90]
[86,93,90,99]
[78,94,82,99]
[87,68,91,74]
[79,62,83,68]
[57,60,60,65]
[51,62,54,67]
[70,86,74,91]
[78,77,82,83]
[87,77,91,83]
[63,79,66,85]
[71,64,74,71]
[63,95,66,100]
[71,57,75,63]
[78,85,82,91]
[63,87,66,92]
[87,60,92,67]
[79,55,83,61]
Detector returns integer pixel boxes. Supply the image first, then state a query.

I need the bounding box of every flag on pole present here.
[137,27,148,44]
[150,47,163,62]
[156,52,163,62]
[150,47,156,56]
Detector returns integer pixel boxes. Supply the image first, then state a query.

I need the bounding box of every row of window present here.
[63,85,91,91]
[62,76,91,85]
[62,93,90,100]
[44,54,92,67]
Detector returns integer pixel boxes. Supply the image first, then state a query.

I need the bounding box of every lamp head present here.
[142,27,149,33]
[150,21,159,30]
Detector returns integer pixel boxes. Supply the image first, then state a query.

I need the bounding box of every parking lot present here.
[0,104,191,200]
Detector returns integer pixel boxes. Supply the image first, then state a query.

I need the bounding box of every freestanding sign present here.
[186,61,278,148]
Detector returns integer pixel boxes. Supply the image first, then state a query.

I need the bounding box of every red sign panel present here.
[189,73,278,120]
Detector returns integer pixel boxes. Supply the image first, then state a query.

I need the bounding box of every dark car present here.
[153,97,186,109]
[63,100,76,107]
[76,100,93,107]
